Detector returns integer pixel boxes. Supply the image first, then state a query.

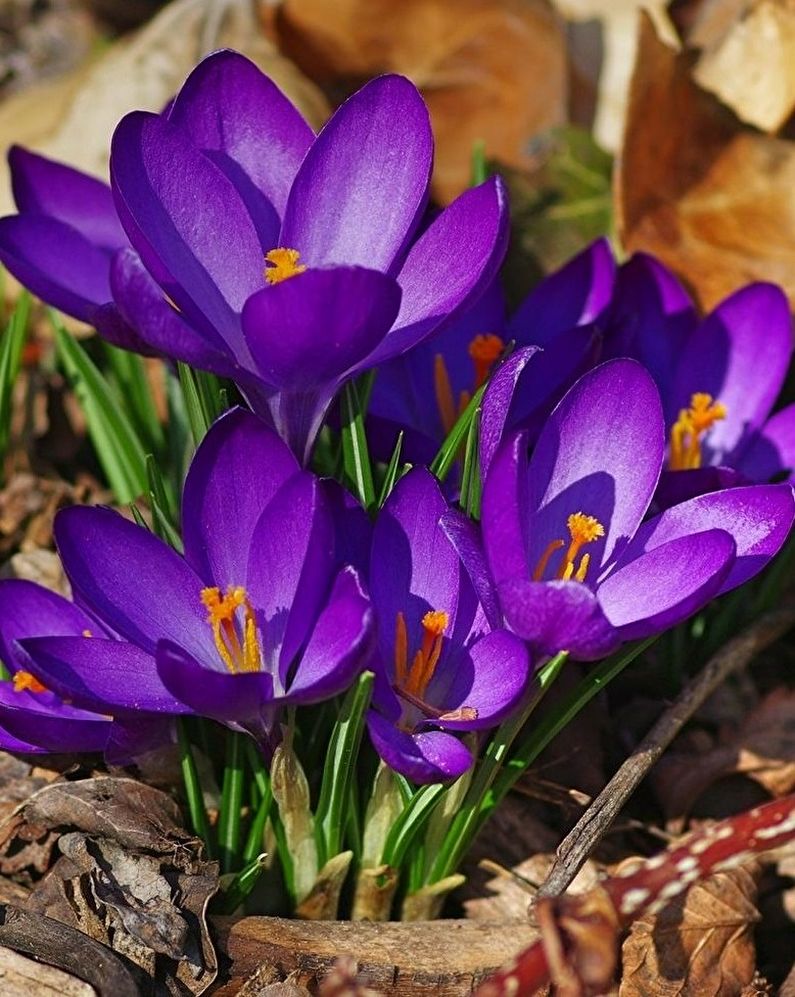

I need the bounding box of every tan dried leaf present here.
[616,12,795,311]
[619,863,761,997]
[263,0,567,204]
[689,0,795,132]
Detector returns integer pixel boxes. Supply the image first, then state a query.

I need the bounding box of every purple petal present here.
[481,432,532,587]
[653,466,745,510]
[55,506,217,662]
[284,567,372,703]
[19,636,189,714]
[0,579,97,671]
[242,266,401,389]
[104,715,174,766]
[441,509,501,629]
[498,578,620,661]
[507,237,615,345]
[598,530,735,639]
[604,252,696,397]
[479,346,540,478]
[111,111,263,355]
[671,283,792,462]
[168,50,313,244]
[0,720,49,754]
[429,629,530,730]
[737,404,795,482]
[368,176,509,365]
[322,479,372,576]
[280,75,431,273]
[625,484,795,594]
[91,302,161,357]
[105,249,244,377]
[0,215,112,321]
[528,359,664,578]
[9,146,126,249]
[182,407,299,586]
[245,473,335,683]
[370,468,478,660]
[366,710,473,784]
[0,682,109,752]
[157,640,273,722]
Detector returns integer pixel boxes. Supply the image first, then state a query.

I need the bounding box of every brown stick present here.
[536,600,795,899]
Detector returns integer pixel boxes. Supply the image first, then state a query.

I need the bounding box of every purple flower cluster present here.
[0,51,792,785]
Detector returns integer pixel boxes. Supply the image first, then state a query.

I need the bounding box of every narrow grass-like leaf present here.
[376,430,406,509]
[340,379,376,511]
[315,671,374,864]
[0,292,30,465]
[429,383,486,483]
[459,407,482,519]
[471,139,488,186]
[102,343,165,457]
[380,783,446,869]
[53,315,147,502]
[218,852,268,914]
[146,454,183,552]
[177,718,214,858]
[218,730,246,874]
[177,362,226,446]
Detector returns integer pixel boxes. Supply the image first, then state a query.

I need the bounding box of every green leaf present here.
[380,783,446,869]
[146,454,182,551]
[0,292,30,467]
[459,407,482,519]
[177,362,226,446]
[429,382,487,483]
[376,431,408,509]
[340,379,376,511]
[218,730,246,874]
[102,343,165,457]
[314,671,374,864]
[53,315,147,502]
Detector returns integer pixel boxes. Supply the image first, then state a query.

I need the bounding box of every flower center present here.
[201,586,262,673]
[264,247,307,285]
[533,512,605,583]
[393,609,448,702]
[13,671,47,694]
[433,334,505,434]
[669,392,727,471]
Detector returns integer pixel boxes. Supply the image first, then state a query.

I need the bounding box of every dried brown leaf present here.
[619,863,761,997]
[0,776,218,995]
[264,0,567,203]
[616,12,795,311]
[655,689,795,821]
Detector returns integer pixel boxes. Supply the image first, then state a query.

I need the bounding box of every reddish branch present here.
[475,794,795,997]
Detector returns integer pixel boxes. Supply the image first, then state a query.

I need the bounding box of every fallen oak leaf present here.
[475,794,795,996]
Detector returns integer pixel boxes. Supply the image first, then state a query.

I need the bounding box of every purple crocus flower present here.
[481,359,795,661]
[0,147,129,325]
[604,255,795,503]
[369,238,615,462]
[19,408,373,743]
[95,50,508,461]
[366,468,529,783]
[0,579,133,756]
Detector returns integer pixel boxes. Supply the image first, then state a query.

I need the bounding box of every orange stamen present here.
[468,334,505,388]
[532,512,604,584]
[13,671,46,694]
[264,247,307,285]
[201,586,262,673]
[396,609,449,701]
[669,393,727,471]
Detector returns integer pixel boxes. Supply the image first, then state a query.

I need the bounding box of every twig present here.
[536,599,795,899]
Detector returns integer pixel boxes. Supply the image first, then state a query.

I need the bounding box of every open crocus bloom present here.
[369,238,614,463]
[19,408,373,744]
[606,255,795,503]
[0,580,124,755]
[92,50,508,461]
[366,468,529,783]
[481,359,795,661]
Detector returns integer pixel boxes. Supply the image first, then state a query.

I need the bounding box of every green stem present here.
[177,718,214,858]
[427,652,568,883]
[218,730,246,874]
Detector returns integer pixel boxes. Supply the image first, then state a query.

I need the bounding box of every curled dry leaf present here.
[263,0,567,204]
[655,689,795,823]
[616,12,795,311]
[619,862,762,997]
[0,776,219,995]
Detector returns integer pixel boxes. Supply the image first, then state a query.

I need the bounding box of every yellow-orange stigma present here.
[13,671,46,694]
[201,586,261,674]
[669,392,727,471]
[264,247,307,285]
[533,512,605,583]
[469,334,505,388]
[394,609,449,701]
